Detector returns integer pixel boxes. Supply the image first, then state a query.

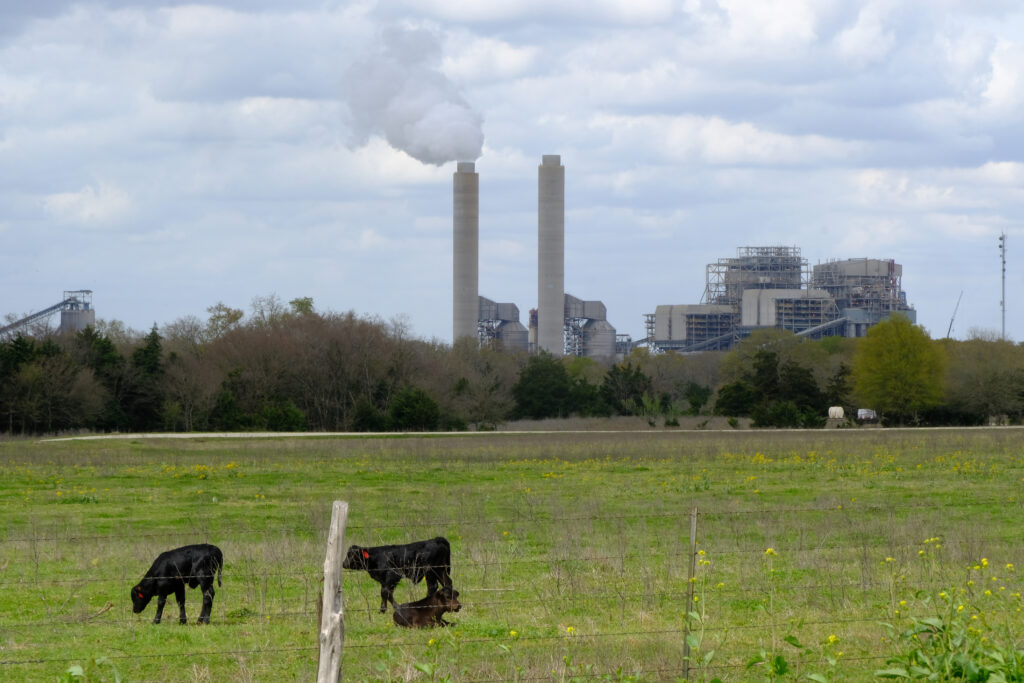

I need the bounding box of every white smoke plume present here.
[342,26,484,165]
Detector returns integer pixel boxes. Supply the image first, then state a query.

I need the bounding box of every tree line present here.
[2,296,1022,435]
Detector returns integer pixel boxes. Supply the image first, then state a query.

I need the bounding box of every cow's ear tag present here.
[362,550,370,560]
[137,592,144,598]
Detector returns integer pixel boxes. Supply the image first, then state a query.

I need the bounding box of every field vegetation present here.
[2,428,1022,681]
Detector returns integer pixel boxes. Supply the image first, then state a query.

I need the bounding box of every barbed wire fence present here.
[2,499,1022,681]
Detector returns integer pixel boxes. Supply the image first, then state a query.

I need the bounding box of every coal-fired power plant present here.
[537,155,565,356]
[450,155,919,359]
[451,154,619,359]
[452,161,479,342]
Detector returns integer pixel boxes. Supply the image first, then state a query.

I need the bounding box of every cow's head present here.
[342,545,369,570]
[130,584,152,613]
[437,586,461,612]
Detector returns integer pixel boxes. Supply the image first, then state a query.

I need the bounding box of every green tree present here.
[206,302,244,339]
[512,353,572,419]
[289,297,315,315]
[852,315,946,424]
[942,338,1024,424]
[683,381,712,415]
[350,395,391,432]
[124,325,165,431]
[713,380,757,416]
[72,326,128,430]
[825,362,852,410]
[389,386,440,431]
[262,399,307,431]
[600,362,653,416]
[778,360,822,413]
[750,349,780,400]
[0,337,101,434]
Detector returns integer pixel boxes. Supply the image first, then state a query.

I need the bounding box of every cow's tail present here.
[217,549,223,587]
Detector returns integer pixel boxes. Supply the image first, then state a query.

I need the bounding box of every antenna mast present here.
[999,233,1007,340]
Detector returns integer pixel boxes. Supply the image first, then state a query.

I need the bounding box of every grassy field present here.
[1,427,1022,682]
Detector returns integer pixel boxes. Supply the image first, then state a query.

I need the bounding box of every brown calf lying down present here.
[392,586,461,628]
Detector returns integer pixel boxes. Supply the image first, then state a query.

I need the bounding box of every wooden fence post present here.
[683,505,698,682]
[317,500,349,683]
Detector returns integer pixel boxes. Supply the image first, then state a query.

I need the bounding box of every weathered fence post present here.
[317,500,349,683]
[683,505,698,682]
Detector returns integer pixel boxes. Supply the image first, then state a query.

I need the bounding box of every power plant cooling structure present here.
[537,155,565,356]
[453,161,479,342]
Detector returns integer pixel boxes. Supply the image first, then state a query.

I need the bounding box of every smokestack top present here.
[541,155,562,166]
[456,161,476,173]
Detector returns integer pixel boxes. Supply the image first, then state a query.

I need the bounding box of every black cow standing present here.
[342,537,452,613]
[131,544,223,624]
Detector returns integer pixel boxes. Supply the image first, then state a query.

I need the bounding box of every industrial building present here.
[452,159,918,359]
[646,248,915,352]
[477,296,528,351]
[811,258,914,338]
[453,155,619,360]
[0,290,95,338]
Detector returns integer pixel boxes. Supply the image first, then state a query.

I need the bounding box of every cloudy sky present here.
[2,0,1022,344]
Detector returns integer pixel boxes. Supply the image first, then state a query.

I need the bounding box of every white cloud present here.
[834,3,895,66]
[442,35,539,82]
[970,160,1024,185]
[982,39,1024,112]
[42,183,132,225]
[834,217,913,253]
[926,212,1004,240]
[393,0,676,24]
[591,114,858,165]
[853,169,956,208]
[712,0,828,50]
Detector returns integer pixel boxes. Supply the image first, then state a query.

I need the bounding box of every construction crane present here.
[946,290,963,339]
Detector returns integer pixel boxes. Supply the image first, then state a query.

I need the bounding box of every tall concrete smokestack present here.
[453,161,479,342]
[538,154,565,355]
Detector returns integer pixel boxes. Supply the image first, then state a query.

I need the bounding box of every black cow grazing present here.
[392,586,461,628]
[342,536,452,613]
[130,544,223,624]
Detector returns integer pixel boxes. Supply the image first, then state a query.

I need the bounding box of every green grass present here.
[1,428,1022,681]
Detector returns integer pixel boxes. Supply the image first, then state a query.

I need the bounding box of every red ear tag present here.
[137,592,144,598]
[362,550,370,560]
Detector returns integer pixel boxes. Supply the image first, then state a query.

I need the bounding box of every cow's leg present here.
[379,584,391,613]
[175,585,187,624]
[153,593,167,624]
[198,580,214,624]
[426,573,439,597]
